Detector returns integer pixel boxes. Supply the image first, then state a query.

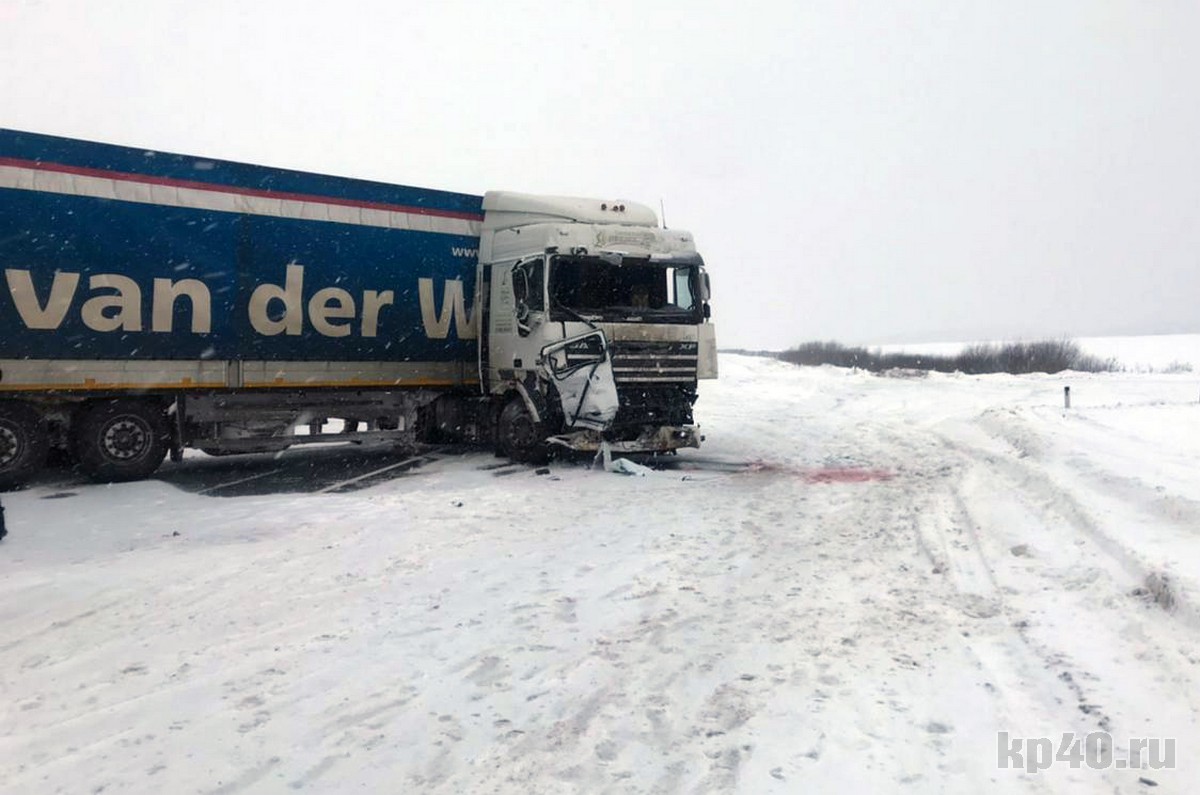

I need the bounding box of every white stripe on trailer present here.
[0,358,476,391]
[0,164,482,237]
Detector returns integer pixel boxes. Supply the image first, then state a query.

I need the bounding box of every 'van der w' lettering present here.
[2,266,475,341]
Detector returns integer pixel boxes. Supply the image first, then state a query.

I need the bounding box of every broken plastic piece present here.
[592,440,613,471]
[609,457,652,477]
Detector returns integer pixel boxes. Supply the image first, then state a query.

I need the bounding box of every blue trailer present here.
[0,130,716,486]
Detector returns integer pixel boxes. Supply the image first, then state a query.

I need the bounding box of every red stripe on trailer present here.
[0,156,485,222]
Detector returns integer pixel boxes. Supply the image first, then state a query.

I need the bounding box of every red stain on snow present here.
[741,461,895,483]
[801,467,894,484]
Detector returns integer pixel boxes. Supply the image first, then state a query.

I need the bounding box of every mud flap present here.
[541,331,619,432]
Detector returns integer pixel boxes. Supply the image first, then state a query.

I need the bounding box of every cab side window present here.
[515,258,545,312]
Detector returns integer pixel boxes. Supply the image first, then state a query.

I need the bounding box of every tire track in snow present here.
[940,414,1200,628]
[874,419,1188,784]
[920,413,1200,789]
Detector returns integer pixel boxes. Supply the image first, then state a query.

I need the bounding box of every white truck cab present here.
[477,192,717,460]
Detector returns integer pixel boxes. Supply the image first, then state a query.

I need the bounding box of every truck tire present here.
[414,404,444,444]
[498,398,550,464]
[0,401,49,490]
[73,399,169,482]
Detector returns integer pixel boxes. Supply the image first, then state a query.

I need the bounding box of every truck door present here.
[486,258,546,388]
[540,331,618,431]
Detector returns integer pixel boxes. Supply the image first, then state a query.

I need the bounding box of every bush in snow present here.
[778,339,1120,375]
[1161,360,1194,374]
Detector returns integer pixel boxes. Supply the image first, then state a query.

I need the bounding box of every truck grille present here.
[612,383,696,429]
[607,340,698,431]
[608,340,699,384]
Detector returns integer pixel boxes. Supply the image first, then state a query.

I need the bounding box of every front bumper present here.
[547,425,702,454]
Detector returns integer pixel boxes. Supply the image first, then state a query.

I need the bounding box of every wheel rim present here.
[507,413,537,451]
[0,422,21,469]
[100,415,151,462]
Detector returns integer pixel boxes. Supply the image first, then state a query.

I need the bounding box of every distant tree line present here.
[778,339,1119,375]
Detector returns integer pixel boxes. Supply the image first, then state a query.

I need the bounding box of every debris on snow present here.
[608,458,653,477]
[1133,571,1176,612]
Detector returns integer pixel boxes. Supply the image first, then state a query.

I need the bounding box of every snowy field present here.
[3,346,1200,793]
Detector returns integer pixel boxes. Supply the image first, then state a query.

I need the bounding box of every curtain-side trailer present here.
[0,130,716,487]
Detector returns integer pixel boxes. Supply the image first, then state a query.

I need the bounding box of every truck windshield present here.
[549,255,701,324]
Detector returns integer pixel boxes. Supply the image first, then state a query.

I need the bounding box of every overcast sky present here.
[3,0,1198,349]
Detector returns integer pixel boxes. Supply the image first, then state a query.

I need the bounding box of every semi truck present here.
[0,129,717,488]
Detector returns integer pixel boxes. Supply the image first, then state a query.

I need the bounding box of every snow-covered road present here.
[2,355,1198,793]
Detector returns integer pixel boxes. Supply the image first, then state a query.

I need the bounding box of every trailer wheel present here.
[73,399,169,482]
[0,401,49,490]
[498,398,550,464]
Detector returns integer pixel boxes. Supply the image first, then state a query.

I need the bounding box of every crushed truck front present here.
[477,192,716,458]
